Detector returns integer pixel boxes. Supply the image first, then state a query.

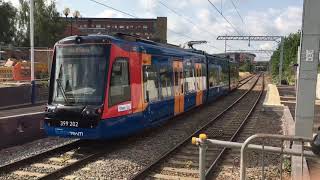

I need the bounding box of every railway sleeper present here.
[147,173,198,180]
[166,159,216,168]
[152,166,199,178]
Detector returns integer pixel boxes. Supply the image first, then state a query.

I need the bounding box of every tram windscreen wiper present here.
[56,78,70,105]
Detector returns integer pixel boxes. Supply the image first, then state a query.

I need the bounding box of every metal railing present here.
[192,133,317,180]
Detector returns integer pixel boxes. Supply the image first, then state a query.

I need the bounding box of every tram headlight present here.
[45,106,56,113]
[96,107,103,115]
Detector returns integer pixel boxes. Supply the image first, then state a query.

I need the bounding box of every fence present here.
[0,45,53,82]
[192,133,317,180]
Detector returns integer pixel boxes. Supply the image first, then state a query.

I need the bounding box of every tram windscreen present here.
[52,44,108,105]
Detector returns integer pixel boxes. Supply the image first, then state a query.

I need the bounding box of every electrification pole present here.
[30,0,36,104]
[279,37,284,84]
[295,0,320,138]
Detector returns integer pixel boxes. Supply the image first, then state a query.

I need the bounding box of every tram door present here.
[195,63,203,106]
[173,61,184,115]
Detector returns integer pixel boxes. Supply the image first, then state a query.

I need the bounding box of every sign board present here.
[118,103,132,112]
[306,50,314,62]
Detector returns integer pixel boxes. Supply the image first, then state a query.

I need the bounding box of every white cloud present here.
[95,9,124,18]
[245,6,302,36]
[4,0,19,8]
[274,6,302,34]
[259,42,275,50]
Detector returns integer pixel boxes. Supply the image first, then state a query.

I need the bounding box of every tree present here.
[16,0,66,47]
[0,0,17,44]
[239,60,253,72]
[270,32,301,84]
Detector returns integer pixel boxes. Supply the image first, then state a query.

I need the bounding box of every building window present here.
[109,58,130,107]
[96,24,101,28]
[107,25,110,28]
[143,25,148,29]
[126,26,129,29]
[83,24,87,28]
[114,25,117,29]
[130,25,133,29]
[119,25,124,29]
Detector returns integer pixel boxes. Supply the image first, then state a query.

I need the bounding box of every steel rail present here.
[39,148,106,180]
[239,74,254,83]
[129,73,262,180]
[237,74,255,88]
[206,74,264,178]
[0,140,82,174]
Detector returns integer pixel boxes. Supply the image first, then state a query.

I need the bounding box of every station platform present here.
[264,84,320,180]
[0,104,46,149]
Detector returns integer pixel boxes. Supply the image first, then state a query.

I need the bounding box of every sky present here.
[7,0,304,61]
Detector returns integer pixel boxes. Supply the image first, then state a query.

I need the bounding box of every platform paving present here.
[0,104,44,118]
[277,85,320,180]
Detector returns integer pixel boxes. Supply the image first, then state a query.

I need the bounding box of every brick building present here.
[215,52,256,63]
[63,17,167,43]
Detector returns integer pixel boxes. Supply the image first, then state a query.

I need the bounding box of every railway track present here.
[238,74,255,88]
[0,140,113,180]
[129,73,264,180]
[0,74,258,180]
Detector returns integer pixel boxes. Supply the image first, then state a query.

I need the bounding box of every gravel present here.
[0,137,78,167]
[214,74,291,180]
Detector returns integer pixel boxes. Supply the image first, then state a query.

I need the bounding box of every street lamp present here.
[63,8,80,36]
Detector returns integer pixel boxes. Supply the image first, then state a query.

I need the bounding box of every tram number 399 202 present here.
[60,121,79,127]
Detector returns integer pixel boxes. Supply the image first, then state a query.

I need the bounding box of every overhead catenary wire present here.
[157,0,221,50]
[88,0,138,18]
[206,0,269,58]
[88,0,225,52]
[230,0,244,24]
[225,0,271,58]
[207,0,243,36]
[87,0,209,46]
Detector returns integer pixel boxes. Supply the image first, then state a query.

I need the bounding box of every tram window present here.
[159,66,172,98]
[109,58,130,107]
[202,64,207,90]
[143,65,159,102]
[209,64,219,88]
[184,64,195,93]
[174,71,179,85]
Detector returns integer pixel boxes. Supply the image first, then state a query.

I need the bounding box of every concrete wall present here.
[0,113,45,149]
[317,74,320,99]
